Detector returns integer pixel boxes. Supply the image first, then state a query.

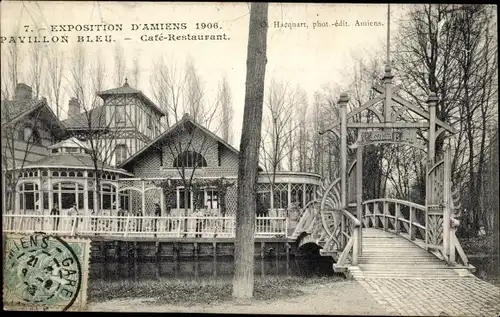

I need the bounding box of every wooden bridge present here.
[289,175,474,279]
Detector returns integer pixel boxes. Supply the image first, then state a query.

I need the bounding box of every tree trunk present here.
[232,2,268,299]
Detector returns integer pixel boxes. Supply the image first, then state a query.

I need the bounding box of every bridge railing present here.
[362,198,427,245]
[321,208,361,267]
[2,214,287,239]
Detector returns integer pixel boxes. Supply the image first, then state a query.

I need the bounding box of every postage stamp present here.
[3,233,91,311]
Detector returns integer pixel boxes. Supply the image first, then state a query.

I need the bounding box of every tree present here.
[114,43,125,86]
[394,4,498,234]
[1,104,45,214]
[232,2,268,299]
[218,75,234,145]
[150,55,189,128]
[65,44,120,216]
[259,80,299,211]
[45,46,65,119]
[150,56,220,229]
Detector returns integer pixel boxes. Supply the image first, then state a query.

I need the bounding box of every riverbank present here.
[88,278,392,315]
[89,275,342,305]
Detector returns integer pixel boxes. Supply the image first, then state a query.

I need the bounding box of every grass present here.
[459,233,497,256]
[88,275,343,305]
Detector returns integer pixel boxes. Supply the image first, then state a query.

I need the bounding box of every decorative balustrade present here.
[2,214,288,239]
[362,198,427,243]
[361,198,469,266]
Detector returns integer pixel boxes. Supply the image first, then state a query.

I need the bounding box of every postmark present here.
[3,233,91,311]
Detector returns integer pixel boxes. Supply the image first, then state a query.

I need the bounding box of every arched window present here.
[173,151,207,168]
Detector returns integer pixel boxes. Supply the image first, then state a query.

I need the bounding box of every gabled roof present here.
[48,137,89,150]
[1,98,65,134]
[119,114,239,169]
[97,82,165,117]
[61,106,107,130]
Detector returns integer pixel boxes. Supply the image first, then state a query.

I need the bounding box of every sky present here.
[1,2,408,147]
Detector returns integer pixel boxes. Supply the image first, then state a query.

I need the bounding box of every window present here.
[178,188,192,209]
[173,151,207,168]
[205,188,218,209]
[273,183,288,209]
[53,182,84,209]
[218,142,224,166]
[115,144,128,165]
[119,190,130,211]
[101,183,117,210]
[23,126,41,145]
[65,147,80,153]
[147,114,152,129]
[32,129,42,145]
[19,182,39,211]
[115,105,126,125]
[291,184,304,208]
[23,126,32,142]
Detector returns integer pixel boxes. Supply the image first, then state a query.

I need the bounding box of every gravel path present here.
[88,280,393,315]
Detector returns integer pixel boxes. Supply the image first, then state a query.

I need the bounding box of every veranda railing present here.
[2,214,288,238]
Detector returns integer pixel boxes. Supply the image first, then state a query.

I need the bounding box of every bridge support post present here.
[356,146,363,255]
[352,226,359,265]
[339,93,349,211]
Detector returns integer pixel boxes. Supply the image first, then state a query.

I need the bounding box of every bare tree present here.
[28,43,45,100]
[150,55,190,127]
[65,45,120,216]
[185,58,207,125]
[45,46,65,118]
[1,105,46,214]
[1,22,23,100]
[132,54,140,88]
[394,4,498,234]
[218,75,234,144]
[114,43,125,86]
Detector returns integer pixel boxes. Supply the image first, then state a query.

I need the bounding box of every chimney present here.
[14,83,32,100]
[68,97,81,118]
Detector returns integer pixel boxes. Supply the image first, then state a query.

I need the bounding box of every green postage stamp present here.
[3,233,91,311]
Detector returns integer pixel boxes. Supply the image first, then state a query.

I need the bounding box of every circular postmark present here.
[3,233,82,311]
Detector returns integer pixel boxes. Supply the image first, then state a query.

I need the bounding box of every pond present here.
[89,255,336,282]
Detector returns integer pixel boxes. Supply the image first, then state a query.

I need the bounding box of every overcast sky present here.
[1,2,408,146]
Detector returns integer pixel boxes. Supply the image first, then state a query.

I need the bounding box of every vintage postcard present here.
[1,1,498,315]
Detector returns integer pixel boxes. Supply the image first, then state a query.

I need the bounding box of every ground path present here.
[88,280,392,315]
[351,228,500,316]
[88,229,500,315]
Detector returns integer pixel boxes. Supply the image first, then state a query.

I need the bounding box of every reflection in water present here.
[89,256,335,281]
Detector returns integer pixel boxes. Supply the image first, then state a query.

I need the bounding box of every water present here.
[89,256,336,282]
